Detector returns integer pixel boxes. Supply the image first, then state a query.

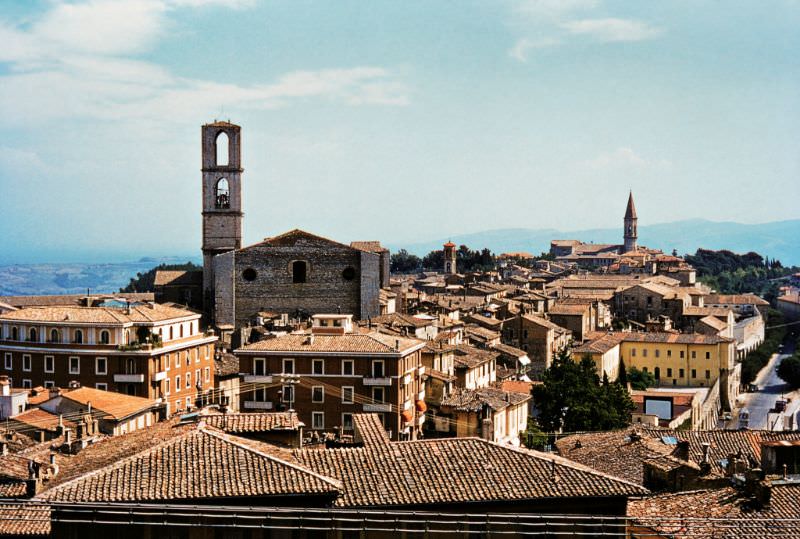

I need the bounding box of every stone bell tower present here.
[443,241,457,275]
[623,191,638,253]
[201,121,243,316]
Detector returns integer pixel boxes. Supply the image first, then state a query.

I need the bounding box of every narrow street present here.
[729,335,799,430]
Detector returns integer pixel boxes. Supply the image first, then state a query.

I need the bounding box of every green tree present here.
[389,249,421,273]
[120,262,200,293]
[777,355,800,388]
[627,366,656,390]
[532,349,634,432]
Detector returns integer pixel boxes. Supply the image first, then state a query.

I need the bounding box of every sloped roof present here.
[236,332,423,355]
[38,426,341,503]
[350,241,388,253]
[254,229,353,250]
[58,387,157,421]
[0,503,51,536]
[203,412,302,433]
[0,303,199,325]
[153,270,202,287]
[440,387,529,412]
[625,191,637,219]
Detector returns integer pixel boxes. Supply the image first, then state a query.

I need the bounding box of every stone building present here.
[192,121,385,332]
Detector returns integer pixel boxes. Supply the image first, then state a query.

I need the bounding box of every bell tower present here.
[443,241,457,274]
[623,191,638,252]
[201,121,243,315]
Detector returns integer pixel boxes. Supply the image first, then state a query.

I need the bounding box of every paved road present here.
[730,337,798,430]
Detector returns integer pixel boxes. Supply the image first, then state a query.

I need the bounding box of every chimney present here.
[395,339,400,351]
[700,442,712,474]
[49,453,59,478]
[65,429,72,445]
[0,440,7,456]
[25,460,41,497]
[676,440,690,461]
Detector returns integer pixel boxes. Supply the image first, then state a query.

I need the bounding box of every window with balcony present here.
[372,360,384,378]
[254,358,266,376]
[342,386,354,404]
[22,355,31,372]
[95,357,107,375]
[11,326,18,340]
[283,358,294,374]
[311,412,324,430]
[312,386,324,403]
[342,359,354,376]
[312,359,324,375]
[44,356,54,373]
[372,387,385,404]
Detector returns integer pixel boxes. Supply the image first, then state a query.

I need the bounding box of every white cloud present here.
[586,147,671,170]
[508,37,560,62]
[560,18,662,42]
[0,0,408,126]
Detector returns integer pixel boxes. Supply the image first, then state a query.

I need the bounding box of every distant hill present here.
[389,219,800,266]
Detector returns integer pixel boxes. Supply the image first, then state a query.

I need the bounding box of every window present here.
[372,360,384,378]
[691,369,697,379]
[204,367,210,383]
[631,348,636,357]
[165,378,170,395]
[186,372,191,388]
[242,268,257,281]
[216,131,229,166]
[4,353,11,370]
[185,351,190,366]
[11,327,18,340]
[654,367,660,380]
[175,400,182,412]
[667,350,672,358]
[642,367,648,374]
[342,360,354,376]
[312,412,324,430]
[186,397,192,409]
[74,329,83,344]
[691,351,697,359]
[282,385,294,403]
[44,381,54,389]
[342,267,356,281]
[666,368,673,378]
[282,358,294,374]
[372,387,385,404]
[29,328,38,342]
[175,375,181,392]
[215,178,230,208]
[165,354,170,371]
[22,379,32,389]
[99,330,110,344]
[342,386,354,403]
[312,359,324,375]
[679,368,685,378]
[642,349,648,358]
[180,325,184,339]
[195,369,200,387]
[523,329,529,340]
[174,353,180,369]
[169,327,174,341]
[22,355,31,372]
[49,329,60,343]
[705,352,711,359]
[195,348,200,363]
[95,357,107,375]
[292,260,308,284]
[342,413,354,431]
[44,356,54,373]
[254,358,266,376]
[655,349,660,358]
[312,386,324,403]
[680,350,685,359]
[705,370,711,379]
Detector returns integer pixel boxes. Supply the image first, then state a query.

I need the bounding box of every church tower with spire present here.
[623,191,638,252]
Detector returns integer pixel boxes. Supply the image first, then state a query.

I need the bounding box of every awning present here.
[415,400,427,413]
[518,356,531,366]
[401,409,414,422]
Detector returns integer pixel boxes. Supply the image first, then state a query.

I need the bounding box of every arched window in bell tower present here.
[215,131,229,166]
[215,178,230,209]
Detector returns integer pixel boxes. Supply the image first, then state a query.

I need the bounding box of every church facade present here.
[155,121,386,330]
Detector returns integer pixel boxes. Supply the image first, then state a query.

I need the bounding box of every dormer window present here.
[215,178,230,209]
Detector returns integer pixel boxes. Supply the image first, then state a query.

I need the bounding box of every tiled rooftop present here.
[0,303,199,325]
[236,332,423,355]
[203,412,303,433]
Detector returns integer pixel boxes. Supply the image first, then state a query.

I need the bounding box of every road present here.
[729,336,798,430]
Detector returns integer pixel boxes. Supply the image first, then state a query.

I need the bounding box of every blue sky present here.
[0,0,798,263]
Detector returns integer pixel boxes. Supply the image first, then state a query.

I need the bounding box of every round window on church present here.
[242,268,257,281]
[342,267,356,281]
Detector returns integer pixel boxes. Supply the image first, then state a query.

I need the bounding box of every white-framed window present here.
[194,369,200,388]
[372,360,384,378]
[175,375,181,393]
[282,358,294,374]
[22,379,32,389]
[95,357,107,375]
[282,385,294,403]
[44,381,54,389]
[44,355,54,373]
[342,359,354,376]
[205,345,210,360]
[175,399,182,412]
[342,386,354,404]
[165,377,170,395]
[186,372,191,388]
[185,351,190,366]
[254,358,266,376]
[312,386,324,403]
[372,386,385,404]
[4,353,11,370]
[22,354,31,372]
[311,411,324,430]
[69,356,80,374]
[99,330,110,344]
[342,413,353,431]
[204,367,210,383]
[95,383,107,391]
[174,353,180,369]
[165,353,171,371]
[312,359,324,375]
[185,397,192,409]
[195,348,200,363]
[691,351,697,359]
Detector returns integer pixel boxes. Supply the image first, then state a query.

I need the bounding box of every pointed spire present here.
[625,191,637,220]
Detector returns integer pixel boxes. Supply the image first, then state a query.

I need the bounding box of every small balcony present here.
[363,377,391,386]
[152,371,167,382]
[114,374,145,383]
[243,374,273,384]
[363,403,392,412]
[244,401,274,410]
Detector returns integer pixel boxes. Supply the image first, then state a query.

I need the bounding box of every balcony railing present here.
[363,403,392,412]
[244,401,274,410]
[114,374,145,383]
[152,371,167,382]
[243,375,273,384]
[363,377,391,386]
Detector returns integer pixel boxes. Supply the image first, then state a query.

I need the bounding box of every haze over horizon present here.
[1,1,798,264]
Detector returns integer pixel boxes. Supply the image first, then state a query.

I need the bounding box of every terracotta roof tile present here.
[203,412,302,433]
[0,503,50,536]
[236,332,423,355]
